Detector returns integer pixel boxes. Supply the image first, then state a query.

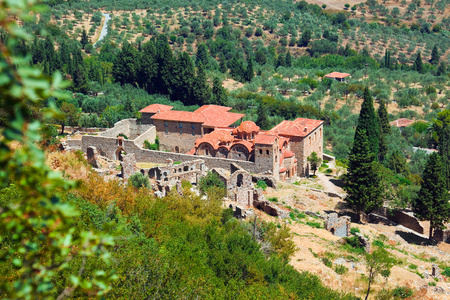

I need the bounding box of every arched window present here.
[237,174,243,187]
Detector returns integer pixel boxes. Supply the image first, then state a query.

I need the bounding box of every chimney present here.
[157,109,160,113]
[304,127,308,132]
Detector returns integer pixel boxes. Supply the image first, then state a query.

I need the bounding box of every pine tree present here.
[357,87,380,157]
[436,62,447,76]
[112,42,139,85]
[413,152,450,240]
[430,45,439,65]
[211,77,227,106]
[298,29,311,47]
[73,64,90,94]
[344,128,382,215]
[192,63,211,106]
[31,36,43,65]
[244,58,254,82]
[276,53,285,68]
[285,51,292,67]
[59,40,71,70]
[255,49,267,65]
[219,53,228,73]
[80,29,89,49]
[412,51,424,73]
[229,53,244,82]
[256,103,270,130]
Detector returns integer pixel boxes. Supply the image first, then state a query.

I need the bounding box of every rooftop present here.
[324,72,351,79]
[233,121,260,134]
[139,104,173,113]
[254,133,277,145]
[151,110,206,123]
[269,118,323,137]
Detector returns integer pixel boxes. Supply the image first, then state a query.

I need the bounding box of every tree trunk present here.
[429,224,433,241]
[365,278,372,300]
[61,123,65,135]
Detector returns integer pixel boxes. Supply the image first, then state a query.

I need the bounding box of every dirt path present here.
[316,161,345,195]
[305,0,364,10]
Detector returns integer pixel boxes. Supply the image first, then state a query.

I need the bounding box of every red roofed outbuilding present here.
[324,72,351,82]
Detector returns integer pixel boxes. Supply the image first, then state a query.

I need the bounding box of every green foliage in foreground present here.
[128,172,150,188]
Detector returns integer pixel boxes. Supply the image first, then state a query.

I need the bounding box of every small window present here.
[206,148,209,155]
[191,124,195,136]
[164,121,168,134]
[259,149,262,155]
[179,122,183,135]
[266,150,269,155]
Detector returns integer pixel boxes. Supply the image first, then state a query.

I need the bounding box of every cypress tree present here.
[256,103,270,130]
[59,40,71,69]
[377,100,390,162]
[255,49,267,65]
[31,36,43,65]
[192,63,211,106]
[219,53,228,73]
[154,34,174,95]
[298,29,311,47]
[229,53,244,82]
[112,42,139,86]
[413,152,450,240]
[244,58,254,82]
[172,52,195,105]
[430,45,439,65]
[212,77,227,106]
[285,51,292,67]
[73,64,90,94]
[357,87,380,157]
[436,62,447,76]
[344,128,382,215]
[384,49,391,69]
[196,43,208,66]
[80,29,89,49]
[276,53,285,68]
[137,40,158,93]
[412,51,424,74]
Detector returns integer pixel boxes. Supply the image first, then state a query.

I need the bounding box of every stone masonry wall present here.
[66,139,82,150]
[133,126,156,148]
[153,119,202,153]
[377,207,424,234]
[290,124,323,177]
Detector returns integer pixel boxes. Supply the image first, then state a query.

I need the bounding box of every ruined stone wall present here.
[289,124,323,177]
[100,119,153,140]
[433,227,450,243]
[377,208,424,234]
[153,120,202,153]
[325,213,350,237]
[133,126,157,148]
[82,135,119,159]
[66,139,82,150]
[254,142,277,179]
[228,170,253,206]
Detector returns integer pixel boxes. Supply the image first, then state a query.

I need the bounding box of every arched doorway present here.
[115,147,125,161]
[175,146,180,153]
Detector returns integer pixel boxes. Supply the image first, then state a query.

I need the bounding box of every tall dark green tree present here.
[413,152,450,240]
[192,63,211,106]
[112,42,139,86]
[59,40,71,69]
[436,62,447,76]
[430,45,440,65]
[256,103,270,130]
[72,64,90,94]
[255,49,267,65]
[298,29,311,47]
[377,100,390,161]
[219,52,228,73]
[285,51,292,67]
[412,51,424,73]
[384,49,391,69]
[344,128,382,216]
[229,53,244,82]
[358,87,380,157]
[196,43,209,66]
[137,40,158,93]
[80,29,89,49]
[433,110,450,189]
[211,77,227,106]
[172,52,195,104]
[244,58,254,82]
[154,34,174,95]
[276,53,286,68]
[31,36,44,65]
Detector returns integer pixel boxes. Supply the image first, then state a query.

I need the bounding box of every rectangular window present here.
[179,122,183,135]
[164,121,168,134]
[191,124,195,136]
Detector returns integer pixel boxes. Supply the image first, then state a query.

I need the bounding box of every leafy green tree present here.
[256,102,270,130]
[211,77,227,106]
[413,152,450,240]
[307,152,322,176]
[364,247,394,300]
[298,29,312,47]
[244,58,254,82]
[198,171,225,194]
[229,53,244,82]
[285,51,292,67]
[128,172,150,188]
[72,64,90,94]
[276,53,286,68]
[255,49,267,65]
[432,110,450,188]
[388,150,409,175]
[219,52,228,73]
[344,128,383,215]
[0,1,115,298]
[58,102,80,134]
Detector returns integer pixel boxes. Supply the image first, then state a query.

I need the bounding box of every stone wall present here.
[228,170,254,206]
[377,207,424,234]
[325,213,350,237]
[121,153,137,182]
[133,126,156,148]
[100,119,153,140]
[66,139,82,150]
[82,135,119,159]
[433,228,450,243]
[153,119,203,153]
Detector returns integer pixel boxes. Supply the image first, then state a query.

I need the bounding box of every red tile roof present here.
[283,150,295,158]
[151,110,206,123]
[194,130,235,149]
[139,104,173,113]
[254,133,277,145]
[151,104,244,127]
[279,168,287,173]
[324,72,351,79]
[234,140,254,152]
[389,118,415,128]
[269,118,323,137]
[233,121,260,134]
[195,105,244,127]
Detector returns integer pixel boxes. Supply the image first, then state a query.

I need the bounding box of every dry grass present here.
[45,150,90,180]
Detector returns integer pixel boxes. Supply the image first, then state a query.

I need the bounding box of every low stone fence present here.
[375,207,424,234]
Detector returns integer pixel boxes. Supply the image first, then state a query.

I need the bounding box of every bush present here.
[256,180,268,190]
[392,286,414,298]
[268,197,278,202]
[334,264,348,274]
[198,171,225,194]
[322,257,333,268]
[442,267,450,277]
[306,221,323,228]
[143,136,159,150]
[350,227,360,235]
[128,172,150,188]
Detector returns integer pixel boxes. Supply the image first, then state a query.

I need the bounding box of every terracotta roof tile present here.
[139,104,173,113]
[233,121,260,134]
[269,118,323,137]
[254,134,277,145]
[324,72,351,79]
[195,130,234,149]
[195,105,244,127]
[234,140,254,152]
[151,110,206,123]
[389,118,415,128]
[283,150,295,158]
[279,168,287,173]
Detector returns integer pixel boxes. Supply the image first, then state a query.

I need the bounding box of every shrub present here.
[128,172,150,189]
[334,264,348,274]
[306,221,323,228]
[322,257,333,268]
[256,180,268,190]
[392,286,414,298]
[143,136,159,150]
[350,227,360,235]
[408,264,417,270]
[268,197,278,202]
[428,281,436,286]
[442,267,450,277]
[198,171,225,194]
